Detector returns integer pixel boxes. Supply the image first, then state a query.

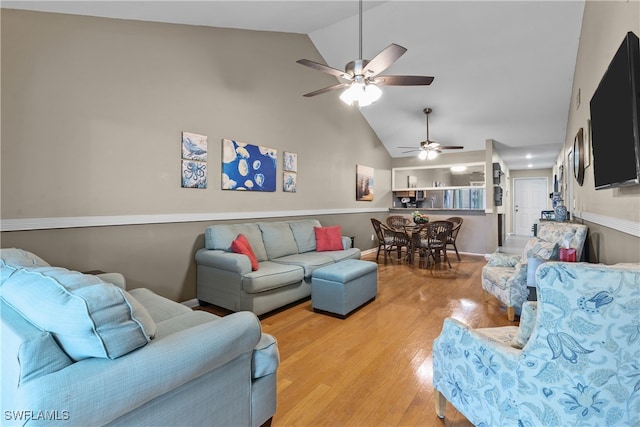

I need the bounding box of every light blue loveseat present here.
[1,248,279,427]
[196,219,361,316]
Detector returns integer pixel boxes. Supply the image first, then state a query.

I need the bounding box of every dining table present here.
[401,223,428,265]
[402,222,448,268]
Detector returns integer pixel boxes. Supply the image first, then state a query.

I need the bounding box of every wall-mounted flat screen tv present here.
[589,31,640,190]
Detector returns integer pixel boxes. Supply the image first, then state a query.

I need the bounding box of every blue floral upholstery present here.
[433,262,640,426]
[482,222,588,320]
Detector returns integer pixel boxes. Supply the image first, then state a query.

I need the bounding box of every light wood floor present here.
[198,251,516,426]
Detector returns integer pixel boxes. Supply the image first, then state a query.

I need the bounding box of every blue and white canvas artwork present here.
[283,152,297,172]
[222,139,277,191]
[182,131,208,162]
[182,160,207,189]
[283,171,297,193]
[181,131,208,189]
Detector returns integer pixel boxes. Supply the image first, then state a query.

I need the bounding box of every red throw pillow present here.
[314,226,344,252]
[231,234,259,271]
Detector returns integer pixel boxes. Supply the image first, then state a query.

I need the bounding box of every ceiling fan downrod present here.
[424,107,432,142]
[358,0,363,60]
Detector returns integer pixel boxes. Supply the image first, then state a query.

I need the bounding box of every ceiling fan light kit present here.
[296,0,433,107]
[339,82,381,107]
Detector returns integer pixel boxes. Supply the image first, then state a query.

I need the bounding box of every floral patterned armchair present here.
[433,262,640,426]
[482,222,588,320]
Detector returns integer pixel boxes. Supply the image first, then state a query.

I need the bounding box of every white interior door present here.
[513,178,548,236]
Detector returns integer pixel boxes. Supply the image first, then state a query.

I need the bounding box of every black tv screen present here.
[589,31,640,190]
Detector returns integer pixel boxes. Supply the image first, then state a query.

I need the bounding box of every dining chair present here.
[409,221,452,268]
[444,217,463,261]
[426,221,453,268]
[370,218,410,264]
[386,215,411,231]
[403,223,427,265]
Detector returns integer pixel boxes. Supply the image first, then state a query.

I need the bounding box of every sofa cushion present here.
[481,265,514,291]
[258,222,299,259]
[241,261,304,294]
[270,253,335,278]
[289,219,322,253]
[1,248,51,285]
[124,291,157,339]
[1,299,73,384]
[0,267,153,361]
[314,226,343,251]
[487,252,522,267]
[153,310,218,340]
[316,248,361,263]
[0,247,50,268]
[128,287,193,323]
[205,223,268,262]
[232,234,259,271]
[522,237,559,260]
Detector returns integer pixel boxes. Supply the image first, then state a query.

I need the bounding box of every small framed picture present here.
[283,152,297,172]
[356,165,374,201]
[585,119,591,168]
[283,171,297,193]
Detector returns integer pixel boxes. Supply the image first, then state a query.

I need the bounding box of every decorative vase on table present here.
[554,201,567,222]
[412,212,429,225]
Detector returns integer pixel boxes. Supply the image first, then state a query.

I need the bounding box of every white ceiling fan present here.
[398,108,464,159]
[296,0,434,107]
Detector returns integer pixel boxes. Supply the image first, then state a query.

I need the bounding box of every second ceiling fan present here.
[296,0,434,107]
[398,108,464,159]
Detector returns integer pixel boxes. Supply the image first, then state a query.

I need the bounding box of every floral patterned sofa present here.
[482,222,588,320]
[433,261,640,426]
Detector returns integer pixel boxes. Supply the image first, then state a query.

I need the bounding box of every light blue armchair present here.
[434,261,640,426]
[482,222,588,320]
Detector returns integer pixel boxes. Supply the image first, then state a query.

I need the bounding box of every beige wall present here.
[0,10,392,300]
[560,0,640,263]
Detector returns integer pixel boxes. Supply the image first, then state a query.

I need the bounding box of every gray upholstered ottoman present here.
[311,259,378,317]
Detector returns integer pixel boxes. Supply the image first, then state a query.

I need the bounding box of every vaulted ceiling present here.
[4,1,585,170]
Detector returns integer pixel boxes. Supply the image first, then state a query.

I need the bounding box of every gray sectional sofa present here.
[196,219,361,315]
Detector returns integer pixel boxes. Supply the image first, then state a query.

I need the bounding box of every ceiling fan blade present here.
[397,146,421,149]
[373,75,434,86]
[362,43,407,77]
[296,59,350,79]
[439,146,465,150]
[302,83,350,97]
[401,149,420,154]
